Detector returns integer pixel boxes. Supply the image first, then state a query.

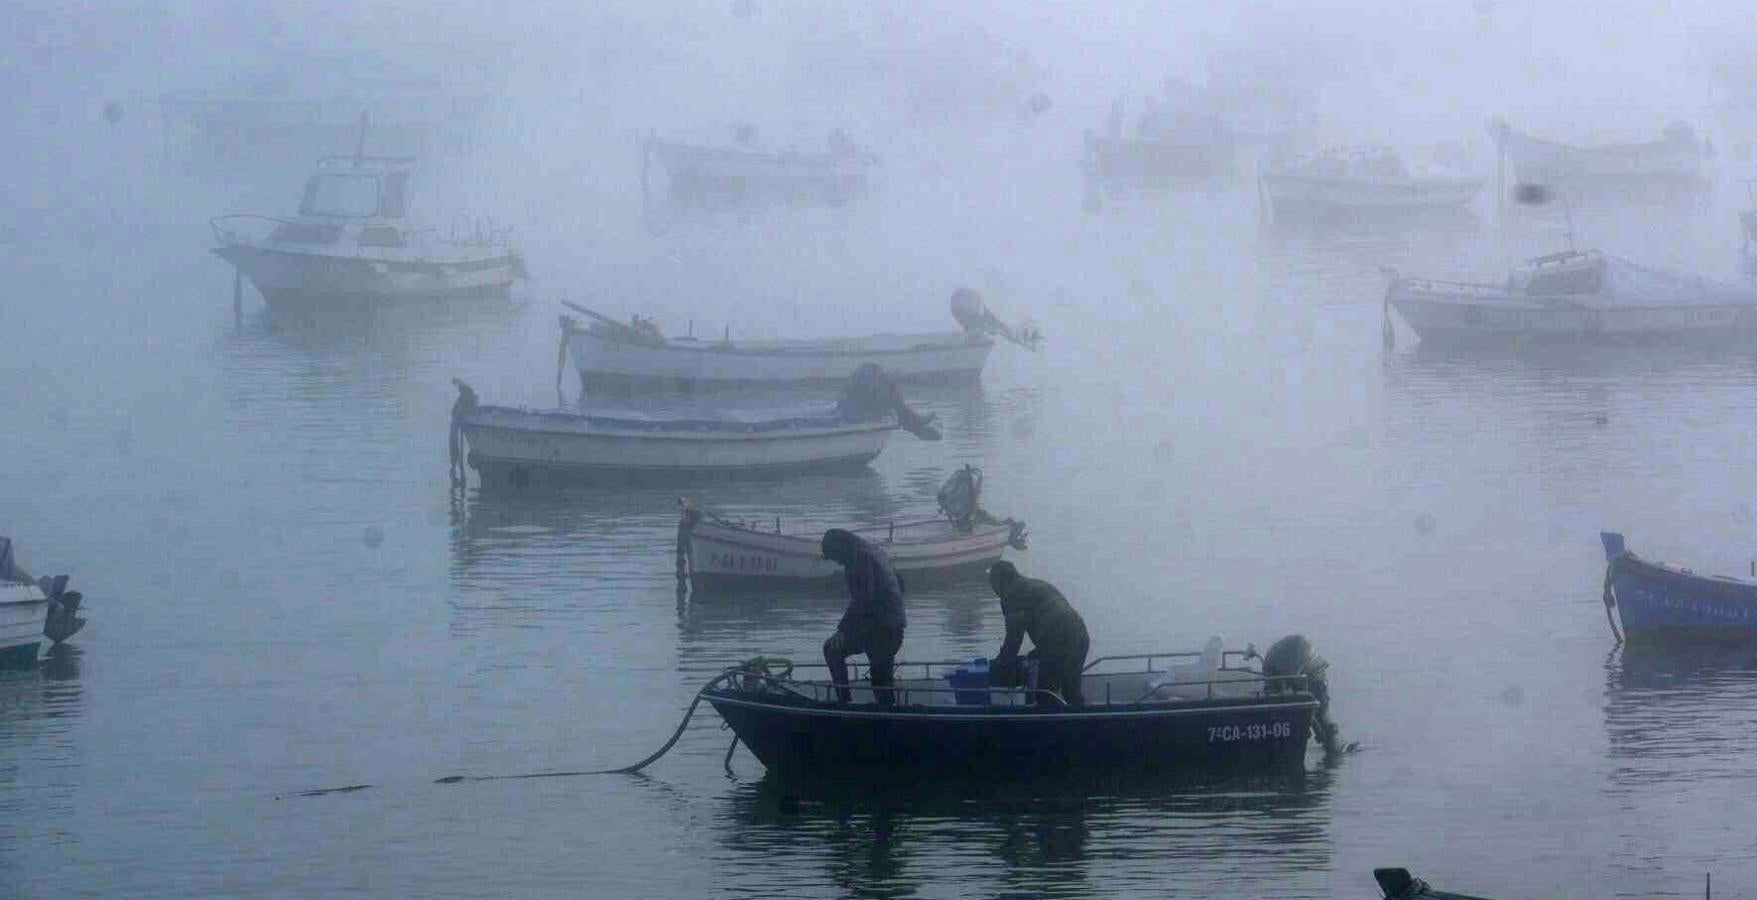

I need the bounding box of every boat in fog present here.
[211,148,524,307]
[678,465,1027,590]
[1601,532,1757,642]
[643,128,876,201]
[560,289,1037,390]
[1083,92,1235,180]
[1259,146,1482,215]
[1386,249,1757,344]
[1488,118,1710,189]
[1,538,86,668]
[705,642,1319,777]
[450,365,941,486]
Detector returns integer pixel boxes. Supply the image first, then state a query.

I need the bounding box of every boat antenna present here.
[354,110,370,163]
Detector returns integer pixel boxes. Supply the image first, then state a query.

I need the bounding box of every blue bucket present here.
[946,658,991,705]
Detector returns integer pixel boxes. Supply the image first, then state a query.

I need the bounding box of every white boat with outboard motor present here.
[1259,145,1482,214]
[558,289,1039,390]
[1385,249,1757,345]
[1488,118,1709,189]
[449,365,942,486]
[678,465,1028,590]
[212,122,523,308]
[1,537,87,668]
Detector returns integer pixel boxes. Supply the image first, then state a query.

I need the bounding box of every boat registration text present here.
[1207,722,1295,743]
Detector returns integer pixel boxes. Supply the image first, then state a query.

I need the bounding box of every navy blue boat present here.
[1601,532,1757,641]
[704,648,1320,777]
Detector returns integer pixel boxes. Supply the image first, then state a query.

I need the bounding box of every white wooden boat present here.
[1488,119,1708,188]
[1260,146,1482,213]
[1387,249,1757,344]
[0,582,47,669]
[451,367,941,485]
[645,133,875,195]
[560,289,1036,389]
[679,466,1027,588]
[212,151,523,307]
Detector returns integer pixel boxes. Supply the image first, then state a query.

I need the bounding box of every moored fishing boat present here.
[212,133,523,308]
[1373,868,1498,900]
[644,131,875,198]
[1,538,86,668]
[449,365,942,486]
[704,643,1321,777]
[1386,249,1757,345]
[1260,146,1482,214]
[678,465,1027,589]
[1601,532,1757,642]
[1488,118,1709,189]
[1084,92,1235,180]
[560,289,1038,390]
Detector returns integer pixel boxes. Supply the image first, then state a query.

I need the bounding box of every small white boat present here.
[679,466,1027,589]
[560,289,1036,390]
[0,582,48,669]
[1260,146,1482,214]
[1488,119,1709,188]
[645,132,875,197]
[450,367,941,485]
[212,149,524,307]
[1387,249,1757,344]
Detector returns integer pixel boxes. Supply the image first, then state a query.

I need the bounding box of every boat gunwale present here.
[459,408,897,440]
[688,516,1013,549]
[567,327,991,360]
[704,690,1317,723]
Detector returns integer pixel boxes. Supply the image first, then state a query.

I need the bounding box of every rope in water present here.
[286,663,793,797]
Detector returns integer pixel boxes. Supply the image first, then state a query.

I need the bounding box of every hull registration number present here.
[1207,722,1295,743]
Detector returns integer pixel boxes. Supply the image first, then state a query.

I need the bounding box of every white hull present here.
[1261,174,1481,210]
[1,583,48,664]
[459,406,896,479]
[1497,129,1706,185]
[569,329,993,387]
[216,244,518,304]
[684,517,1014,585]
[1392,289,1757,343]
[649,140,870,186]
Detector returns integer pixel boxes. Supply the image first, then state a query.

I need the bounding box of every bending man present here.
[821,529,907,705]
[988,561,1090,706]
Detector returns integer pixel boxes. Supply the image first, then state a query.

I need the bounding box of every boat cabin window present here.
[299,174,380,218]
[1525,262,1604,295]
[357,226,405,248]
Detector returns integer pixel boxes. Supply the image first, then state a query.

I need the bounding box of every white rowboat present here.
[1489,119,1708,188]
[680,514,1019,588]
[1261,146,1481,213]
[0,582,48,669]
[1388,250,1757,344]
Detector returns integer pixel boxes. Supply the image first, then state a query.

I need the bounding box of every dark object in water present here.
[1374,868,1499,900]
[1513,182,1550,205]
[838,363,941,440]
[1601,532,1757,641]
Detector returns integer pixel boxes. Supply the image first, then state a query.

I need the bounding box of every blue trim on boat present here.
[0,641,41,669]
[464,404,887,435]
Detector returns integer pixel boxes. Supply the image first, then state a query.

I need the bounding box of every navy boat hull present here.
[707,692,1316,777]
[1602,532,1757,641]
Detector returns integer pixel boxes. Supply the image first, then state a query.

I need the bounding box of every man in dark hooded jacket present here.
[821,528,907,705]
[988,561,1089,705]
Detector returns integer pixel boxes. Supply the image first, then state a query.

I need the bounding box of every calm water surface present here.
[3,137,1756,897]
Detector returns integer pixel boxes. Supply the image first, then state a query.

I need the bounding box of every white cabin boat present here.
[679,466,1027,589]
[1260,146,1482,213]
[1489,119,1708,188]
[1388,250,1757,344]
[561,289,1035,389]
[212,154,523,307]
[645,133,874,197]
[0,582,48,668]
[450,367,941,485]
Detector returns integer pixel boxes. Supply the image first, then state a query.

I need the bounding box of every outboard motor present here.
[937,465,984,530]
[1260,634,1342,758]
[838,364,941,440]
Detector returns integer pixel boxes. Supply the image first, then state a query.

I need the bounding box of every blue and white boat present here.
[1601,532,1757,641]
[1,537,87,668]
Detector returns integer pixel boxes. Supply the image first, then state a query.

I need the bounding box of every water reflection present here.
[1603,640,1757,779]
[0,645,85,846]
[715,770,1333,898]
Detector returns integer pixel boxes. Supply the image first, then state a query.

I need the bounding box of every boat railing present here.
[726,658,1308,708]
[1392,275,1509,296]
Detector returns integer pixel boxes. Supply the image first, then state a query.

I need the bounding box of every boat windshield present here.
[299,174,380,218]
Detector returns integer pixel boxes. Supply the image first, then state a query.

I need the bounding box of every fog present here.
[4,2,1756,897]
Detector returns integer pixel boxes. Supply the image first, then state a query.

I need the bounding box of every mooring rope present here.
[284,665,786,798]
[1602,567,1624,645]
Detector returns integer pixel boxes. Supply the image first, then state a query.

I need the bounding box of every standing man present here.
[821,529,907,705]
[987,562,1090,706]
